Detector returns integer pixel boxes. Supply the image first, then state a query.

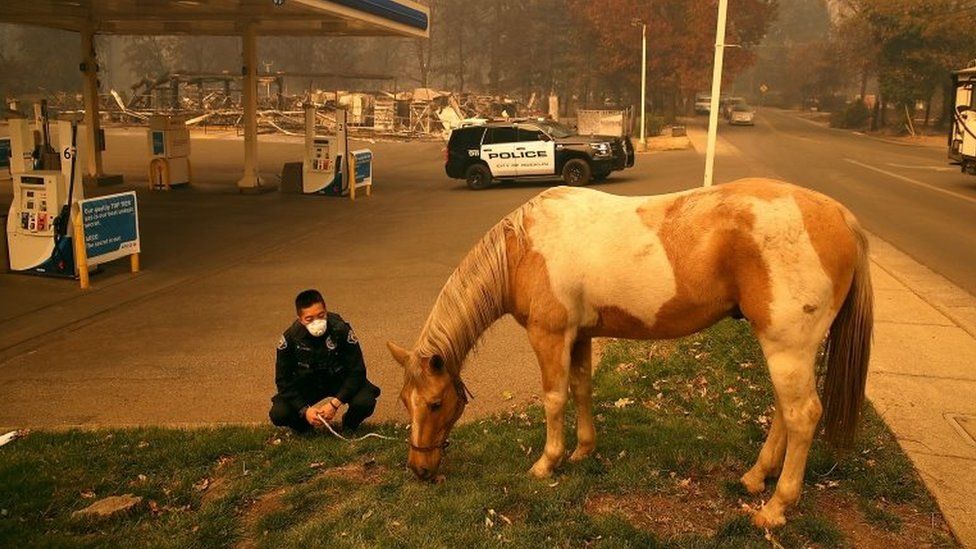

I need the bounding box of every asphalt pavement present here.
[0,116,974,427]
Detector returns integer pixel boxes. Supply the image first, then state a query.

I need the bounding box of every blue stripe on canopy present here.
[332,0,429,31]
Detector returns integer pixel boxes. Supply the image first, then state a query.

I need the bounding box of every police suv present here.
[445,119,635,189]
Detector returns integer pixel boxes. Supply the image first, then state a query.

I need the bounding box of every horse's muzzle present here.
[408,449,443,481]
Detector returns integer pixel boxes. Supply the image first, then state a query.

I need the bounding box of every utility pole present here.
[703,0,729,187]
[632,19,648,150]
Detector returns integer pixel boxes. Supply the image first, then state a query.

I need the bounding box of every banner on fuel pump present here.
[79,191,140,265]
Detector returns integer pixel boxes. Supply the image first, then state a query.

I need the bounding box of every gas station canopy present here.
[1,0,429,191]
[0,0,430,38]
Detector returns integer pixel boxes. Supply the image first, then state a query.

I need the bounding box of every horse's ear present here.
[386,341,410,367]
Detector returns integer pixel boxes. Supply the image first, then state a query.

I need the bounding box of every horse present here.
[386,178,873,528]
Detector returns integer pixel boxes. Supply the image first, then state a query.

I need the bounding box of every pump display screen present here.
[311,139,332,171]
[18,188,51,233]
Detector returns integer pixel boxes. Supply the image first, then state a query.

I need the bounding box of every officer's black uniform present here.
[269,312,380,433]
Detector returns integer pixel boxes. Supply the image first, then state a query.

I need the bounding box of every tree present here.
[835,0,976,129]
[570,0,777,115]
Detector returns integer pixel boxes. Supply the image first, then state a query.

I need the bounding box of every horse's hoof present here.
[529,460,554,478]
[751,505,786,529]
[740,471,766,494]
[568,446,594,462]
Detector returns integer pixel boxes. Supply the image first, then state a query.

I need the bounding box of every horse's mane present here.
[414,205,530,374]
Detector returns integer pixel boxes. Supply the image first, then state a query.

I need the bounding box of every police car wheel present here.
[465,164,493,190]
[562,159,591,186]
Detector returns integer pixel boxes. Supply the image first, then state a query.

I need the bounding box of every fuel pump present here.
[147,114,191,189]
[6,120,85,277]
[302,106,349,195]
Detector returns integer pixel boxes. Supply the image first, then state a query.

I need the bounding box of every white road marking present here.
[885,162,956,172]
[844,158,976,205]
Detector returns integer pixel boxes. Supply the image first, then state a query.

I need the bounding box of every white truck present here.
[949,61,976,175]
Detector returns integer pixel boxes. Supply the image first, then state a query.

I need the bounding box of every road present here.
[0,111,974,429]
[705,108,976,296]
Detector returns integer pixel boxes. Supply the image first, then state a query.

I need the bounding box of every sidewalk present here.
[866,232,976,546]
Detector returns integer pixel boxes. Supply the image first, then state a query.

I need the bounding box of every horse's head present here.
[387,341,470,481]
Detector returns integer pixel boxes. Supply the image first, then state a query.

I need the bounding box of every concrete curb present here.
[865,230,976,547]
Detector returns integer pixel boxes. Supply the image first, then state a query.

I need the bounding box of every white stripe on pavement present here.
[885,162,956,172]
[843,158,976,205]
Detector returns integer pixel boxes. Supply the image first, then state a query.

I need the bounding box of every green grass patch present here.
[0,320,957,547]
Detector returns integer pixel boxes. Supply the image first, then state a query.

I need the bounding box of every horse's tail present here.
[821,213,874,449]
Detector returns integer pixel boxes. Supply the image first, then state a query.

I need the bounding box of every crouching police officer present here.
[269,289,381,433]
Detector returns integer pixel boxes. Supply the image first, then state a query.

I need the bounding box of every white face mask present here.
[305,318,328,337]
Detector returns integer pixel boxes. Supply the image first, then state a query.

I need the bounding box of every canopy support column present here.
[237,22,266,192]
[81,26,104,181]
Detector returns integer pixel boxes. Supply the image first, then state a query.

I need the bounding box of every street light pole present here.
[640,22,647,149]
[632,18,648,150]
[703,0,729,187]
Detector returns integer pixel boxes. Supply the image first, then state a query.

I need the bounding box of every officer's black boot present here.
[269,396,312,434]
[341,384,380,431]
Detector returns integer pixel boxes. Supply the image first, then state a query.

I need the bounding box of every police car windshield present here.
[536,121,576,138]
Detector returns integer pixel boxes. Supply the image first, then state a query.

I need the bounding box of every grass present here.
[0,320,958,547]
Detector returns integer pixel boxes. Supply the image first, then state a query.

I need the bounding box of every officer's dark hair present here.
[295,289,326,313]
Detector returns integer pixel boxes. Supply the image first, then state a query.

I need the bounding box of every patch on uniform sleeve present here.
[276,335,287,350]
[347,329,359,345]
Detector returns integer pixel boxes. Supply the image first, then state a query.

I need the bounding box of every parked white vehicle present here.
[950,61,976,175]
[694,93,711,114]
[729,104,756,126]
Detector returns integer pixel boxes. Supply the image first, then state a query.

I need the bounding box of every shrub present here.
[830,101,871,129]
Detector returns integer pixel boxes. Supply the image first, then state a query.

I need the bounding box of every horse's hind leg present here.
[568,337,595,462]
[527,326,572,478]
[751,340,823,528]
[741,405,786,493]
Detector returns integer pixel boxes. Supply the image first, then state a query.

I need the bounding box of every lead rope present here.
[315,412,403,443]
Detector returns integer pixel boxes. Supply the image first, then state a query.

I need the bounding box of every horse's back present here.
[516,180,859,339]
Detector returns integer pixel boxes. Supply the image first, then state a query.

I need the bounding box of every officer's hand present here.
[318,402,337,422]
[305,406,322,426]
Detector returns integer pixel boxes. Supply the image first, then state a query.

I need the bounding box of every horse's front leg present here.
[527,326,572,478]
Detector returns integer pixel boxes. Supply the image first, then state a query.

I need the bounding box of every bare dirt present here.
[234,460,387,548]
[585,477,735,540]
[236,488,288,549]
[816,492,954,549]
[199,456,237,507]
[314,461,386,484]
[585,478,956,547]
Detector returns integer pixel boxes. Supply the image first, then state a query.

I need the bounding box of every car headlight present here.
[590,142,612,156]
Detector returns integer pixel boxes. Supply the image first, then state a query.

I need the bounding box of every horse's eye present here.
[429,401,442,412]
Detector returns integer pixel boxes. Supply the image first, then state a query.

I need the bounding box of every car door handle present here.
[516,147,525,150]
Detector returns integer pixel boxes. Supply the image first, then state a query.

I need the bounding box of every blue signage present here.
[333,0,428,31]
[80,191,140,265]
[354,150,372,183]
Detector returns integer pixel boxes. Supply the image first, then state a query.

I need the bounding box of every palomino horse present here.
[387,178,872,527]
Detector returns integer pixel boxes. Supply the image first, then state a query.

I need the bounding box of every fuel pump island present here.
[5,107,139,286]
[5,113,87,277]
[293,106,373,199]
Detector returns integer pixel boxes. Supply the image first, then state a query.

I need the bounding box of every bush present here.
[646,115,666,137]
[830,101,871,129]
